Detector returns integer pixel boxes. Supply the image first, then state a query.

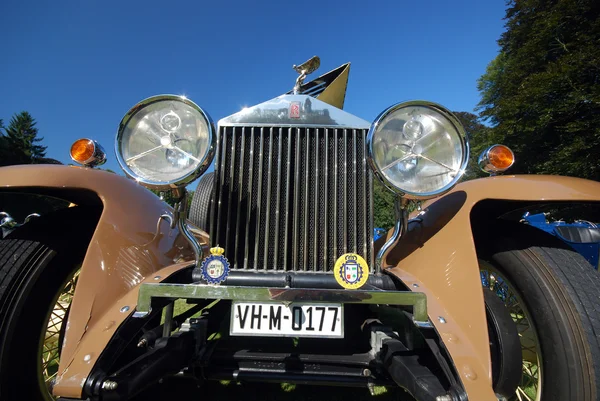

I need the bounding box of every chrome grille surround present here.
[211,95,374,274]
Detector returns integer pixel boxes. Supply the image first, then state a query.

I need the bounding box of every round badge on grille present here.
[200,246,230,285]
[334,253,369,290]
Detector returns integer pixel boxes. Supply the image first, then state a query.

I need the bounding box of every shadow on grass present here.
[132,377,416,401]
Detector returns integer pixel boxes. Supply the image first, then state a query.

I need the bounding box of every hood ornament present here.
[293,56,320,94]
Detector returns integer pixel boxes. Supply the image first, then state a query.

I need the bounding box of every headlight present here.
[116,95,215,189]
[367,101,469,199]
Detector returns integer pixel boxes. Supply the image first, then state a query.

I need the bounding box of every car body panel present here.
[0,165,208,398]
[383,174,600,400]
[3,164,600,400]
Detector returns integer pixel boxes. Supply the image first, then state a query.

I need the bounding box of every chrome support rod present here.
[162,302,174,337]
[375,197,408,273]
[172,188,202,268]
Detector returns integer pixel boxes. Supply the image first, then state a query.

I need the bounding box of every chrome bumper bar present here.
[133,283,432,328]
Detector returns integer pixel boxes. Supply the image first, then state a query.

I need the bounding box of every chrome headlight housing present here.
[116,95,215,190]
[367,101,469,199]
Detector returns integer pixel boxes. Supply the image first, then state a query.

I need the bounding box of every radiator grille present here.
[210,126,373,273]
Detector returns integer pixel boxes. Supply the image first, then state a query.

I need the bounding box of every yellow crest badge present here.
[334,253,369,290]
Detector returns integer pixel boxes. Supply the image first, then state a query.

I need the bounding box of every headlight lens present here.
[367,101,469,198]
[116,95,215,189]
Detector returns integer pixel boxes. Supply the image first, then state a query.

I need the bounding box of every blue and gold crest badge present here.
[200,246,230,285]
[334,253,369,290]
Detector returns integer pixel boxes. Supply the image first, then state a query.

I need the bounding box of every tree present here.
[0,112,48,166]
[477,0,600,180]
[373,178,396,229]
[453,111,496,180]
[149,188,195,214]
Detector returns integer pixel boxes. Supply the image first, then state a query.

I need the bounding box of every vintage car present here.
[521,212,600,269]
[1,57,600,401]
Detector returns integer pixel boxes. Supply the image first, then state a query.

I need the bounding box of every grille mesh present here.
[211,126,373,273]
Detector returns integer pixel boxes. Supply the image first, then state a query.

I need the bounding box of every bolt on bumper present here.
[133,283,433,328]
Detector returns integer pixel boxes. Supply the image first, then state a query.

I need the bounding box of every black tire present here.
[189,172,214,232]
[482,229,600,401]
[0,208,95,401]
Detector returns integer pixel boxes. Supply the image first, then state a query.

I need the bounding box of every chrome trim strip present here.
[253,128,265,270]
[368,164,374,269]
[134,283,430,326]
[324,128,329,268]
[303,129,310,272]
[225,127,237,254]
[243,127,255,269]
[263,128,274,269]
[343,128,348,255]
[234,126,245,268]
[333,129,338,260]
[313,128,319,270]
[215,127,228,246]
[283,128,292,272]
[362,129,368,260]
[219,94,370,129]
[292,129,301,272]
[273,128,283,270]
[208,126,221,242]
[352,129,357,253]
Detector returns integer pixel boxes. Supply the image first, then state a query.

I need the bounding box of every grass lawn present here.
[131,377,413,401]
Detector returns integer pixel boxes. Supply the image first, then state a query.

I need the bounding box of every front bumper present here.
[133,283,432,328]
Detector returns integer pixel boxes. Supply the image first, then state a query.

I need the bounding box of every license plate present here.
[230,302,343,338]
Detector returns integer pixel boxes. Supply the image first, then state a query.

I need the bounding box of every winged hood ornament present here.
[293,56,321,94]
[290,56,351,109]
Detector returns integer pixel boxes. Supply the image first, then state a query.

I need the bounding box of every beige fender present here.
[382,175,600,400]
[0,165,208,398]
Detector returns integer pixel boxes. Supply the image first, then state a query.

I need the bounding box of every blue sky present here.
[0,0,506,183]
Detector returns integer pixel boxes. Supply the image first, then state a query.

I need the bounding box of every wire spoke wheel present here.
[37,269,80,399]
[480,261,541,401]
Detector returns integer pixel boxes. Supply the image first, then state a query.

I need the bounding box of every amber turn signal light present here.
[478,144,515,175]
[70,138,106,167]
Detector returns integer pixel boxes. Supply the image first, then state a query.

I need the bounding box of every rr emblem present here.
[289,102,300,119]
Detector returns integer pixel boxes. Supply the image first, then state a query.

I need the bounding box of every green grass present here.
[132,378,409,401]
[201,382,398,400]
[161,299,215,325]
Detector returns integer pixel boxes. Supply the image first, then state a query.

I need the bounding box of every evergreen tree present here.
[477,0,600,179]
[0,112,47,165]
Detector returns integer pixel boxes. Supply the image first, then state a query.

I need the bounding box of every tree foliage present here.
[149,188,195,213]
[373,178,396,229]
[0,111,49,166]
[477,0,600,180]
[453,111,493,181]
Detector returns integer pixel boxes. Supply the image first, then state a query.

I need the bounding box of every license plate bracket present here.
[230,301,344,338]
